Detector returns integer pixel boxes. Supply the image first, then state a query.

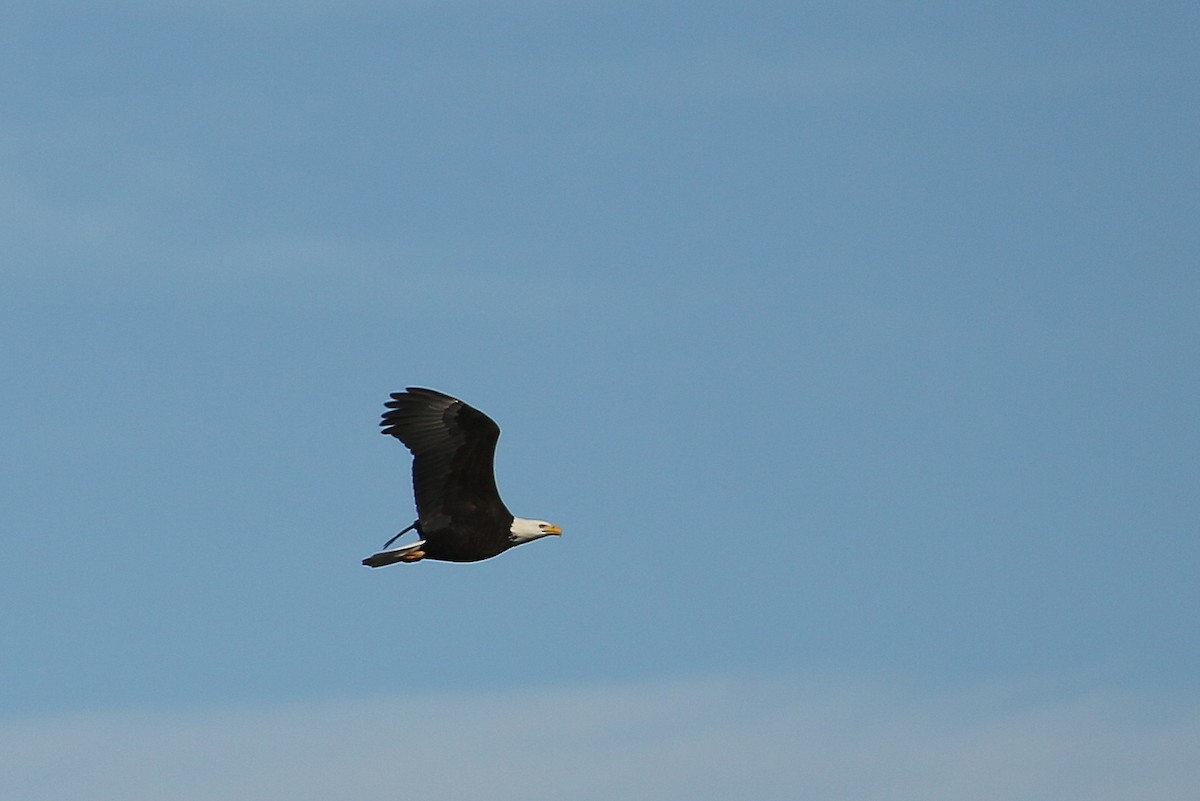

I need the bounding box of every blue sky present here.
[3,2,1198,798]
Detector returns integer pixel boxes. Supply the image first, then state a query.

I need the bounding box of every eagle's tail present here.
[362,540,427,568]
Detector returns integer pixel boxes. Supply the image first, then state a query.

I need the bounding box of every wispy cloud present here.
[4,675,1197,801]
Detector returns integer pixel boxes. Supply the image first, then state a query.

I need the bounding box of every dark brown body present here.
[379,388,517,563]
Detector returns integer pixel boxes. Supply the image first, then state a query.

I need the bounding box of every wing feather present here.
[379,388,509,527]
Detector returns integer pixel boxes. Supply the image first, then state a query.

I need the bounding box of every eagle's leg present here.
[400,550,426,562]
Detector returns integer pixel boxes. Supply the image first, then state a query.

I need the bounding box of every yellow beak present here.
[544,524,563,536]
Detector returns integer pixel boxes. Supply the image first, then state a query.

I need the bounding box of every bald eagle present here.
[363,387,562,567]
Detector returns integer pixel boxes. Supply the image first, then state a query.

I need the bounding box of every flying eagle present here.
[363,387,562,567]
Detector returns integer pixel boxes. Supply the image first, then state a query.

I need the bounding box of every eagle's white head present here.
[509,516,563,544]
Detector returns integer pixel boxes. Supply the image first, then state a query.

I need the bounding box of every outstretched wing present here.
[380,387,510,527]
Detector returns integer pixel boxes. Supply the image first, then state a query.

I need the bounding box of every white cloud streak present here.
[3,675,1197,801]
